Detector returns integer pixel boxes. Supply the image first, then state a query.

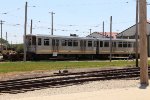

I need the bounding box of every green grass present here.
[0,60,136,73]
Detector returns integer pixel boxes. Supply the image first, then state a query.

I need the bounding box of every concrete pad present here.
[13,86,150,100]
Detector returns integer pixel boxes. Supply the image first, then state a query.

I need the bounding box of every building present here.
[116,22,150,56]
[87,32,118,39]
[117,22,150,39]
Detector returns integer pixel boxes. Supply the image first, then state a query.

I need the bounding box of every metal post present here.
[89,29,92,35]
[51,12,55,35]
[110,16,112,62]
[0,20,4,53]
[6,32,7,51]
[139,0,149,85]
[30,19,33,46]
[30,19,32,34]
[135,0,139,67]
[103,21,104,38]
[24,2,27,61]
[0,20,2,53]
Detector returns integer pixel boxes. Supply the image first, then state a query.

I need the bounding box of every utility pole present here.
[24,2,27,61]
[89,29,92,35]
[6,32,7,51]
[0,20,5,53]
[30,19,33,46]
[139,0,149,85]
[30,19,32,34]
[103,21,105,38]
[135,0,139,67]
[11,41,12,50]
[110,16,112,62]
[50,12,55,35]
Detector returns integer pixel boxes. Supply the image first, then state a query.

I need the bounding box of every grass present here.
[0,60,136,73]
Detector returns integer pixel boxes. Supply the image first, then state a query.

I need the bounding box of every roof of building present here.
[117,22,150,37]
[87,32,118,38]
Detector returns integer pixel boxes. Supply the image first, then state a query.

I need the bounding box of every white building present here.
[117,22,150,39]
[116,22,150,56]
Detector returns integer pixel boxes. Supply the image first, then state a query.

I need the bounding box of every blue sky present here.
[0,0,150,44]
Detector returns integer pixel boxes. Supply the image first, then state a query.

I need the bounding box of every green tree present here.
[15,44,23,53]
[0,38,9,45]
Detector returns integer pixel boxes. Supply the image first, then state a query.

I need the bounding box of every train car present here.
[25,34,136,60]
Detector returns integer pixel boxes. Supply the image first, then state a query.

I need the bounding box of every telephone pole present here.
[30,19,33,34]
[6,32,7,51]
[50,12,55,35]
[110,16,112,62]
[89,29,92,34]
[24,2,27,61]
[103,21,105,38]
[139,0,149,85]
[30,19,33,46]
[135,0,139,67]
[0,20,5,53]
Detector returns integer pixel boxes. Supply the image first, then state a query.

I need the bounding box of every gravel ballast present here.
[0,79,140,100]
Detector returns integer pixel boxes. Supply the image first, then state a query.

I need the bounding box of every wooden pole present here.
[135,0,139,67]
[139,0,149,85]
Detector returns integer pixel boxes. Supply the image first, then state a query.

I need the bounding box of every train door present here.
[52,39,59,56]
[26,35,36,52]
[96,40,99,54]
[112,41,116,52]
[80,40,86,53]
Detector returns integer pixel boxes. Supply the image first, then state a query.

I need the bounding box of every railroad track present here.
[0,67,150,94]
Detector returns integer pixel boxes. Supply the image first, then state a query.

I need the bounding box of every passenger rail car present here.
[25,34,136,60]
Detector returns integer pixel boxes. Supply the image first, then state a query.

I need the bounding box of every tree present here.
[0,38,9,45]
[15,44,23,53]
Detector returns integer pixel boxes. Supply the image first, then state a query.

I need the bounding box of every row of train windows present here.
[37,38,134,48]
[38,38,94,47]
[102,42,133,47]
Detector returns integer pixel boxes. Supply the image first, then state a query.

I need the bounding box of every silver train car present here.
[25,34,136,60]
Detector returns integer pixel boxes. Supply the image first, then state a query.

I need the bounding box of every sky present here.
[0,0,150,44]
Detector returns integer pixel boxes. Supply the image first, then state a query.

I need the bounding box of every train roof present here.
[27,34,97,39]
[26,34,136,41]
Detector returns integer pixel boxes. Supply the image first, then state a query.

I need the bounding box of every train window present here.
[104,41,109,47]
[52,39,55,46]
[68,40,72,46]
[38,38,42,46]
[27,38,31,46]
[84,41,86,47]
[56,39,59,46]
[128,42,132,47]
[123,42,127,47]
[80,40,83,47]
[94,41,97,47]
[118,42,122,47]
[100,41,103,47]
[73,40,78,46]
[113,42,116,47]
[62,40,67,46]
[32,36,36,45]
[88,41,92,47]
[44,39,49,46]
